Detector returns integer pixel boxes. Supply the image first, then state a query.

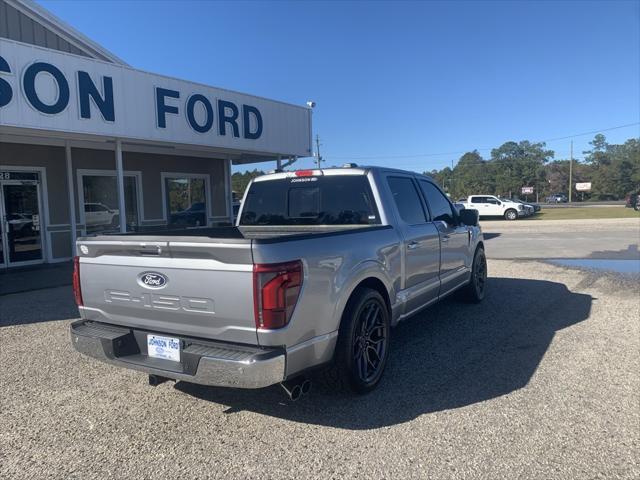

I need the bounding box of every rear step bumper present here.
[70,320,285,389]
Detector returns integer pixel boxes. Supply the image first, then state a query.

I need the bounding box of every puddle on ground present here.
[549,258,640,276]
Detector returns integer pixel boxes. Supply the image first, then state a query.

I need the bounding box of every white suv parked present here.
[461,195,525,220]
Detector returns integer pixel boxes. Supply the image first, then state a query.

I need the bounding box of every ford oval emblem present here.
[138,272,168,289]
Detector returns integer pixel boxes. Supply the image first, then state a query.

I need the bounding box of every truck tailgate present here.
[77,238,257,344]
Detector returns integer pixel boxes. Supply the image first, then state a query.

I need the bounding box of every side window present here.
[471,196,484,204]
[386,177,427,225]
[420,181,456,226]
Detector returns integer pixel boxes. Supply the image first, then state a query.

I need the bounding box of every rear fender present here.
[332,260,396,331]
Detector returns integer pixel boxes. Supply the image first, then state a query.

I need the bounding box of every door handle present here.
[407,241,419,250]
[441,234,450,242]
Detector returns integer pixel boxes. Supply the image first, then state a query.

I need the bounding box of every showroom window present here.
[163,174,209,228]
[79,172,140,234]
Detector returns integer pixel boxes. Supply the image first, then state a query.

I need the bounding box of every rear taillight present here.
[253,260,303,329]
[72,256,83,306]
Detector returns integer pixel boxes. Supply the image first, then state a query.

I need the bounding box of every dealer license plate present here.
[147,334,180,362]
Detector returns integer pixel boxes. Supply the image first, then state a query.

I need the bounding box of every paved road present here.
[2,260,639,478]
[481,218,640,260]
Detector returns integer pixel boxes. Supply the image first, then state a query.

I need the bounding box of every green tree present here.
[231,169,265,198]
[583,135,640,199]
[427,167,453,194]
[450,150,491,199]
[490,141,554,198]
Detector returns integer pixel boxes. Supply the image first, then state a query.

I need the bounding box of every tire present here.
[504,209,518,221]
[459,246,488,303]
[320,288,390,394]
[110,215,120,227]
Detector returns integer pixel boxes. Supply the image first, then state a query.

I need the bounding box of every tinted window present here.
[387,177,427,224]
[471,196,485,204]
[289,187,320,218]
[240,175,380,225]
[420,181,456,225]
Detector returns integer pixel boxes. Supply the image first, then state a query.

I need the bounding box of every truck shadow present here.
[482,232,501,240]
[176,277,592,430]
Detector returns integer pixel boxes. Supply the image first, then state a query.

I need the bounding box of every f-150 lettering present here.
[104,290,215,314]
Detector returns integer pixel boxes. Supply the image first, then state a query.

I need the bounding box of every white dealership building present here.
[0,0,312,268]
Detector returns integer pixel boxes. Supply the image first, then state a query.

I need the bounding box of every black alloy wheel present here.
[472,248,487,299]
[352,299,388,383]
[321,288,391,394]
[460,246,487,303]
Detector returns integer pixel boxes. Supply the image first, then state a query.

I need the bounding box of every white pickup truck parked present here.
[460,195,525,220]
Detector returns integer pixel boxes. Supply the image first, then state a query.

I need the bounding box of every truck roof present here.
[254,165,433,182]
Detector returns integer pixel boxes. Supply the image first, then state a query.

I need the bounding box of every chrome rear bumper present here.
[70,320,285,389]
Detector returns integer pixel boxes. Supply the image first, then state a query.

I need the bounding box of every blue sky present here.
[39,0,640,172]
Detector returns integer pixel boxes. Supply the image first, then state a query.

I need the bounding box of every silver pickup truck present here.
[71,166,486,398]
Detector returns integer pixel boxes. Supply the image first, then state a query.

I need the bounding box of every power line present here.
[328,122,640,161]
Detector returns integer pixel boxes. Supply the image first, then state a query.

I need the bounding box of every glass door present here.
[0,212,5,267]
[1,181,44,266]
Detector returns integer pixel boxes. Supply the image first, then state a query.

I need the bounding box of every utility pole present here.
[450,159,455,195]
[315,135,323,169]
[568,140,573,203]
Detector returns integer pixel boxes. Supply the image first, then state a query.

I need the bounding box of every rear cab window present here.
[240,174,381,225]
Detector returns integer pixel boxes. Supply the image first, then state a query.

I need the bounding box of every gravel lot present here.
[1,219,639,479]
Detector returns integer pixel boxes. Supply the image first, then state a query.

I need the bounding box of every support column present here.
[115,139,127,233]
[276,155,282,170]
[226,158,234,224]
[65,142,77,254]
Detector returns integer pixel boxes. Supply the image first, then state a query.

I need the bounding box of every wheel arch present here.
[333,263,394,332]
[352,277,392,315]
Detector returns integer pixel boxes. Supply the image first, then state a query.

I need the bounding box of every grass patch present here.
[529,207,639,220]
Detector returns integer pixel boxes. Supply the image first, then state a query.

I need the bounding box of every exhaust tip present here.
[280,380,303,401]
[290,385,302,401]
[301,379,312,395]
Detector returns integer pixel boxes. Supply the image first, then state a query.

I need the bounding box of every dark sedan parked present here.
[625,192,640,211]
[169,202,207,226]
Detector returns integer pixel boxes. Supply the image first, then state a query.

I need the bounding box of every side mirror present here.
[459,208,479,226]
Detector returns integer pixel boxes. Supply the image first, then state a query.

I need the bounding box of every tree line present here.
[231,169,265,198]
[428,134,639,201]
[231,134,640,202]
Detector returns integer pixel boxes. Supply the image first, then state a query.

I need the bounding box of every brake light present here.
[72,256,83,306]
[253,260,303,329]
[295,170,314,177]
